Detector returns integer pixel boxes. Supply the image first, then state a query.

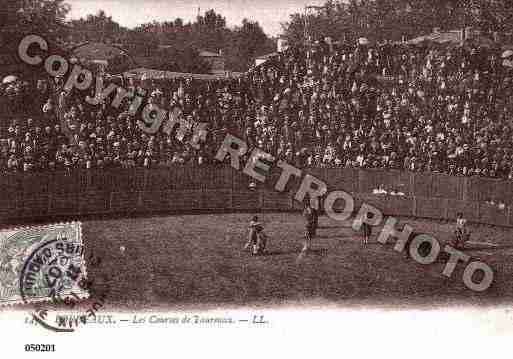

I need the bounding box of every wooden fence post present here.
[229,186,234,211]
[409,171,415,197]
[443,198,449,220]
[462,176,469,202]
[47,172,53,214]
[107,189,113,214]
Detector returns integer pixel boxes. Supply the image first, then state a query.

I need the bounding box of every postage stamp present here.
[0,222,88,307]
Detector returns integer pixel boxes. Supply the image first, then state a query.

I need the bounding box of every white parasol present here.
[502,50,513,59]
[358,37,370,46]
[2,75,18,85]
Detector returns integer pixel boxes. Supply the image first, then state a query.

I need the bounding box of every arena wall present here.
[1,166,512,227]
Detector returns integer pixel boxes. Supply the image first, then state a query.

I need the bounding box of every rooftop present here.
[199,50,223,57]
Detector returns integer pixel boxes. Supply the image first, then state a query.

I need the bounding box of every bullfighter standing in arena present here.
[302,201,316,253]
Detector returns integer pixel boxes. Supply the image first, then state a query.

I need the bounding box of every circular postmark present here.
[19,236,104,332]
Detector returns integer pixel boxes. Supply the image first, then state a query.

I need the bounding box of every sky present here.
[66,0,326,36]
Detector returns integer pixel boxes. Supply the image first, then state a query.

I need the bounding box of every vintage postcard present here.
[2,0,513,357]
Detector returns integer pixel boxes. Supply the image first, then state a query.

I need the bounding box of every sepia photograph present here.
[1,0,513,357]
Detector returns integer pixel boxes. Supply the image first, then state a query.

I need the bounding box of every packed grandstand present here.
[2,39,513,181]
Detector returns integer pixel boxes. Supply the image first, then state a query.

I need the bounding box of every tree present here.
[281,0,513,45]
[147,47,211,74]
[0,0,70,76]
[56,7,275,73]
[126,9,275,72]
[70,10,124,43]
[174,18,184,28]
[197,9,226,31]
[0,0,70,43]
[125,27,159,57]
[229,19,275,70]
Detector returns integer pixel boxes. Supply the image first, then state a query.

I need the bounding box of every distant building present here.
[407,27,509,47]
[407,28,464,45]
[254,52,278,67]
[69,42,136,74]
[124,67,243,81]
[277,38,289,53]
[199,50,225,75]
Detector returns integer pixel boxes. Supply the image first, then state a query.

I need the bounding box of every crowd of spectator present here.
[1,38,513,180]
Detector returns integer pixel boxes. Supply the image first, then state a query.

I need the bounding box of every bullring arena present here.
[2,165,513,309]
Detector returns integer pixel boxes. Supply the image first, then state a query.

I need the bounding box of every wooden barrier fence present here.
[1,166,512,227]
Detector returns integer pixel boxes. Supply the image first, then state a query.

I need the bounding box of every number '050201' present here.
[24,344,55,352]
